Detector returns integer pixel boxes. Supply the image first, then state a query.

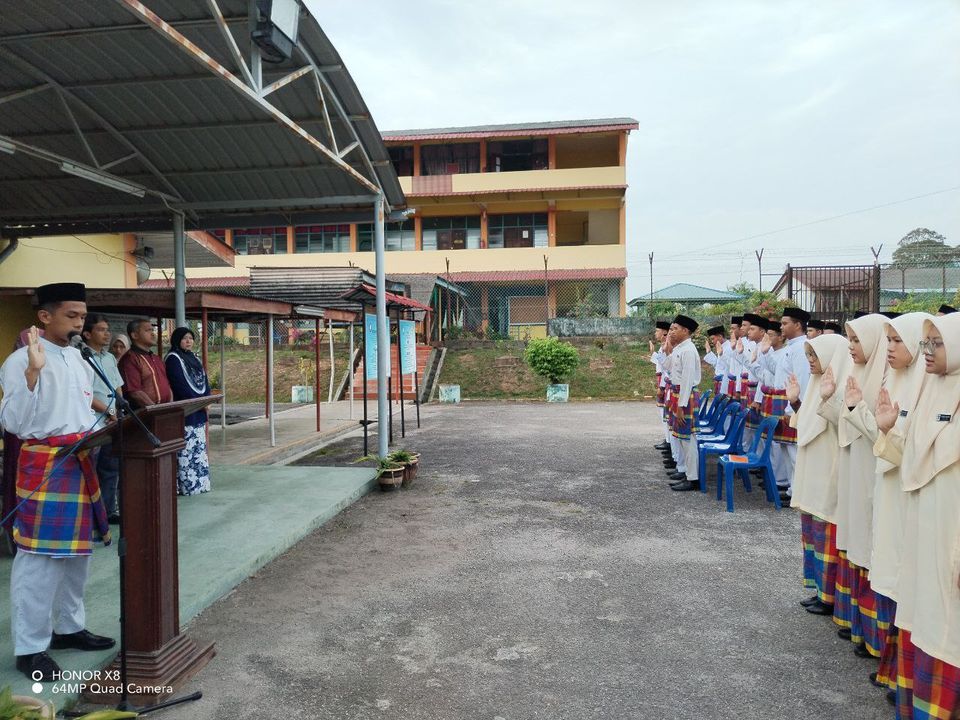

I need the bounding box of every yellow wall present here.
[555,134,620,169]
[587,209,620,245]
[0,295,38,367]
[0,234,130,289]
[398,165,625,195]
[155,243,626,279]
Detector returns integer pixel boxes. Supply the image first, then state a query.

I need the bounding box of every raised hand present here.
[649,339,655,353]
[24,325,44,391]
[735,338,744,353]
[786,373,801,403]
[714,339,723,355]
[820,366,836,400]
[759,334,772,353]
[875,388,900,433]
[844,376,863,408]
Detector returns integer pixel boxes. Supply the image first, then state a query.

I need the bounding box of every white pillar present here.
[173,212,186,327]
[267,314,275,447]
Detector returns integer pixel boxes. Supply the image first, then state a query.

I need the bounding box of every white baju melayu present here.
[651,344,671,444]
[0,338,100,656]
[876,313,960,665]
[771,335,810,491]
[671,337,702,480]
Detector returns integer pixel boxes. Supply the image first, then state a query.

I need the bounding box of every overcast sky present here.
[309,0,960,299]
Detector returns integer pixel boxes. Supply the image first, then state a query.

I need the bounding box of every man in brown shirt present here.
[117,318,173,409]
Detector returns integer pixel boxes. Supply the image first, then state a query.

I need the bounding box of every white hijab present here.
[797,334,849,447]
[900,313,960,491]
[838,314,888,446]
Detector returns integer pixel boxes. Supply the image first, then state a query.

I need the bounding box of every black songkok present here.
[36,282,86,306]
[655,320,671,331]
[672,314,699,333]
[782,307,811,323]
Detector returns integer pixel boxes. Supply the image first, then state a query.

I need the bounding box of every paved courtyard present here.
[155,401,891,720]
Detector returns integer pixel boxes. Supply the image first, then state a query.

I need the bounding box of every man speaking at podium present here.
[0,282,115,682]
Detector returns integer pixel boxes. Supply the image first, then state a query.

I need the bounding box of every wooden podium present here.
[80,396,221,703]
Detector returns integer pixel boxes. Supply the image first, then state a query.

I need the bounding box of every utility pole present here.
[755,249,764,291]
[648,252,654,318]
[870,244,883,313]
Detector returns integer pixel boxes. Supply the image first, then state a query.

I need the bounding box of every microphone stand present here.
[75,344,203,715]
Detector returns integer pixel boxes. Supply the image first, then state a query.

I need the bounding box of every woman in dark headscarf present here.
[164,327,211,495]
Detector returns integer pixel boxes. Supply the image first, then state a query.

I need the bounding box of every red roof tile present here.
[140,276,249,290]
[384,123,638,142]
[405,184,627,198]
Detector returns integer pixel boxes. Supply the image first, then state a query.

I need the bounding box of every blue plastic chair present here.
[716,415,781,513]
[695,389,713,422]
[698,394,729,428]
[697,407,748,493]
[699,400,741,437]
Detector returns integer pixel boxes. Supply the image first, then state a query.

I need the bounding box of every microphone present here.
[68,332,93,359]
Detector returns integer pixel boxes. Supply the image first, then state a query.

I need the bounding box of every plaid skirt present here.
[800,512,817,590]
[876,620,900,691]
[713,375,722,398]
[833,550,861,641]
[898,629,917,719]
[813,519,838,605]
[913,645,960,720]
[738,373,750,404]
[670,385,699,440]
[760,386,798,443]
[656,373,665,408]
[860,581,897,658]
[744,382,760,427]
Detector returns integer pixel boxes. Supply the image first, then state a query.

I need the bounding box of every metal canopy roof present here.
[0,0,405,237]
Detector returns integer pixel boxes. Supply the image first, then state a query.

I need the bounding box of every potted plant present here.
[291,356,315,403]
[523,337,580,402]
[388,449,421,488]
[0,686,139,718]
[376,456,405,491]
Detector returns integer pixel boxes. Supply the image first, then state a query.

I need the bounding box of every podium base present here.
[83,634,216,705]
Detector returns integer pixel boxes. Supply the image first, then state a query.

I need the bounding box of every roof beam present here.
[7,116,327,141]
[205,0,256,90]
[260,65,314,98]
[0,46,184,201]
[0,83,51,106]
[113,0,380,197]
[0,15,249,44]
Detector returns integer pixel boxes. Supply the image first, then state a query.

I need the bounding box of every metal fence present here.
[431,270,625,342]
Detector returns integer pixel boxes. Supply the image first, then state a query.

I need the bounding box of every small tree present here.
[891,228,958,267]
[524,337,580,384]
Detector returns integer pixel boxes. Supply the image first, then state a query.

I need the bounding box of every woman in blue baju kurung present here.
[164,327,211,495]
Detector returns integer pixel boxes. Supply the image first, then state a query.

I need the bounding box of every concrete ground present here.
[152,401,891,720]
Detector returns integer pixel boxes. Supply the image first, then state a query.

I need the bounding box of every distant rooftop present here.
[629,283,745,305]
[383,118,639,142]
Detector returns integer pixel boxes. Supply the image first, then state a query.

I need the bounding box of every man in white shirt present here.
[732,314,768,445]
[702,325,727,399]
[768,307,812,504]
[649,320,672,451]
[665,314,703,492]
[723,316,743,398]
[0,283,115,681]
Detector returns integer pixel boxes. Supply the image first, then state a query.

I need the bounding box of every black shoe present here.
[779,492,792,508]
[50,629,116,651]
[805,600,834,615]
[670,480,698,492]
[886,689,896,706]
[108,514,121,525]
[663,461,677,469]
[853,642,874,659]
[16,651,60,681]
[869,671,886,688]
[799,594,820,608]
[668,471,687,481]
[654,442,670,450]
[837,627,852,640]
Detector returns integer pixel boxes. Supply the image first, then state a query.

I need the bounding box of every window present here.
[421,143,480,176]
[232,227,287,255]
[209,229,226,242]
[294,225,350,253]
[422,216,480,251]
[356,221,416,252]
[388,145,414,176]
[488,213,548,249]
[486,139,549,172]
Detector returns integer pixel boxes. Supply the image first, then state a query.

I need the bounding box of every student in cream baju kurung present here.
[875,312,960,719]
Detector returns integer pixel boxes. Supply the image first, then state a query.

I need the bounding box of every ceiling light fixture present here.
[60,161,146,197]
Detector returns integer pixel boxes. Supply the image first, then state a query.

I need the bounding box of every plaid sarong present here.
[670,385,699,440]
[860,581,897,658]
[738,372,750,404]
[876,620,900,691]
[760,386,798,443]
[713,375,722,398]
[813,519,838,605]
[913,645,960,720]
[725,374,737,397]
[656,372,665,408]
[744,382,760,428]
[14,433,111,555]
[898,629,917,718]
[833,551,857,636]
[800,512,817,590]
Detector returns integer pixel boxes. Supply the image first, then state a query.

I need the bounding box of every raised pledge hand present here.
[649,339,655,353]
[819,366,836,400]
[26,326,44,372]
[844,376,863,407]
[735,338,744,353]
[714,339,723,355]
[786,373,801,403]
[760,334,772,352]
[875,388,900,434]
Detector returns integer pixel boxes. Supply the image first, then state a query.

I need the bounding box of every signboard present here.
[364,313,390,380]
[399,320,416,375]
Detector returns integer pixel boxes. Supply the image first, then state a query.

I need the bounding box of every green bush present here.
[523,337,580,384]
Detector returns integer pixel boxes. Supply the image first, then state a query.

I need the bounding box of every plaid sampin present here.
[813,519,838,605]
[670,386,699,440]
[800,512,817,590]
[913,646,960,720]
[14,432,111,555]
